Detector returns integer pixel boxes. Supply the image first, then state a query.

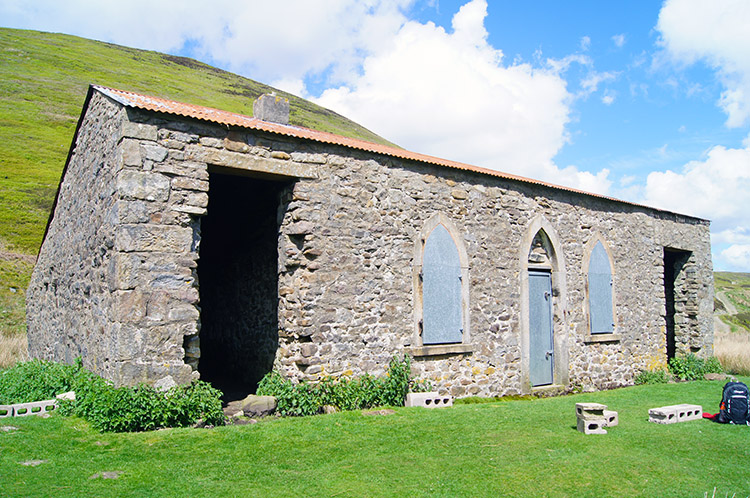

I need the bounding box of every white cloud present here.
[643,142,750,270]
[580,71,618,97]
[1,0,611,194]
[612,34,626,48]
[601,93,615,105]
[580,36,591,51]
[720,245,750,271]
[657,0,750,127]
[713,227,750,245]
[315,0,610,193]
[644,143,750,220]
[0,0,414,86]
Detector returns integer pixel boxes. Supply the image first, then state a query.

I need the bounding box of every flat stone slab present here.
[649,404,702,424]
[405,392,453,408]
[576,402,607,419]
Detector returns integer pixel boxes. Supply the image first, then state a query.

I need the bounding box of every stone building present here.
[26,85,714,397]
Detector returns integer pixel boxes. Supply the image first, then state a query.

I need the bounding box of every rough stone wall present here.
[270,147,713,396]
[27,94,209,385]
[27,93,123,377]
[28,91,713,395]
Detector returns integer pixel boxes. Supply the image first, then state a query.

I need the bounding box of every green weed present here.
[257,355,420,416]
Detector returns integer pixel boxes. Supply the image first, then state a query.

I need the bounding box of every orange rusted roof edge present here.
[94,85,706,221]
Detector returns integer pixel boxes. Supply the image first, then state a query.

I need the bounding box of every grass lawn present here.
[2,379,749,497]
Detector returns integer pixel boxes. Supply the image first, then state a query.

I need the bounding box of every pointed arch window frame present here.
[408,213,473,357]
[583,236,621,343]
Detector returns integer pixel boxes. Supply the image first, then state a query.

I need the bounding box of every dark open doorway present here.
[197,170,291,401]
[664,248,691,361]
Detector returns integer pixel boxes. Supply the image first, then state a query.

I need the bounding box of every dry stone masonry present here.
[27,86,714,398]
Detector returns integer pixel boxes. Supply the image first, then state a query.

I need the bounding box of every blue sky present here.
[2,0,750,271]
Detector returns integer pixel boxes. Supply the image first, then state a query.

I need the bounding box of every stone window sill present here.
[531,384,565,395]
[584,333,621,344]
[405,343,475,357]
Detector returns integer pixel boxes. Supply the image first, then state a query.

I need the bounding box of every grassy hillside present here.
[0,27,392,356]
[0,27,391,256]
[714,272,750,332]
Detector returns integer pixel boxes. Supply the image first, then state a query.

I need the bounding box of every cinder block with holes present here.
[405,392,453,408]
[11,400,57,417]
[576,402,607,419]
[577,416,607,434]
[603,410,619,427]
[0,405,12,418]
[673,404,702,422]
[649,404,702,424]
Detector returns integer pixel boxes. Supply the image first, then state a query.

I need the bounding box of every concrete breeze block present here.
[576,402,607,419]
[649,404,702,424]
[0,405,12,417]
[577,416,607,435]
[11,400,57,417]
[405,392,453,408]
[603,410,619,427]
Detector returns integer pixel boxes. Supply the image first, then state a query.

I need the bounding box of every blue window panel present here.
[422,225,462,344]
[589,242,614,334]
[529,271,554,386]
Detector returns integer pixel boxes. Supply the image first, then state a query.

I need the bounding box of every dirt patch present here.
[0,252,36,264]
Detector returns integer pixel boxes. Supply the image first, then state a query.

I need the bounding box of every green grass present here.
[1,380,748,497]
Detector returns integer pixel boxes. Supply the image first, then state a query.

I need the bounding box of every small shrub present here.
[0,358,81,404]
[0,358,224,431]
[257,355,424,417]
[668,354,723,381]
[634,369,670,385]
[69,377,225,432]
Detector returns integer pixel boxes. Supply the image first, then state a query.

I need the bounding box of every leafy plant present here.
[66,376,225,432]
[0,358,225,431]
[668,354,723,381]
[257,355,423,417]
[634,368,670,385]
[0,357,81,404]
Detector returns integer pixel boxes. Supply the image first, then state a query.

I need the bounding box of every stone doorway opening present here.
[196,170,291,401]
[664,248,692,361]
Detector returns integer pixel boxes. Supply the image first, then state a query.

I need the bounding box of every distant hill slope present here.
[714,272,750,333]
[0,27,392,255]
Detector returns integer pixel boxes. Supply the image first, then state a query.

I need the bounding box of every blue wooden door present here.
[529,270,553,386]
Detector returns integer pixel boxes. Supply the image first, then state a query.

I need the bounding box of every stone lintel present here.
[188,147,317,179]
[406,343,474,357]
[584,333,622,344]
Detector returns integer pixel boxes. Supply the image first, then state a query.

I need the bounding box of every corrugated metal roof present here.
[93,85,703,219]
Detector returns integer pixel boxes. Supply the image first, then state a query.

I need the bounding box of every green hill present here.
[714,272,750,332]
[0,27,393,359]
[0,27,391,257]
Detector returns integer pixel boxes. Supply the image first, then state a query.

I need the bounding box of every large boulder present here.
[241,395,277,417]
